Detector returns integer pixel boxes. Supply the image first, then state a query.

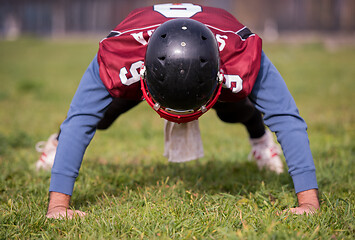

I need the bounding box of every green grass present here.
[0,37,354,239]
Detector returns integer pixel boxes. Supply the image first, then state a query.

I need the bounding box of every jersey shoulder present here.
[192,5,245,31]
[113,4,246,33]
[113,6,165,32]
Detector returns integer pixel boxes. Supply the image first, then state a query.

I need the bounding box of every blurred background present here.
[1,0,354,43]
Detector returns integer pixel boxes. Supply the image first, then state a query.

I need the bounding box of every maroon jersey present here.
[98,3,262,102]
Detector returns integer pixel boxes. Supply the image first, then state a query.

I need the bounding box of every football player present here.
[40,3,319,219]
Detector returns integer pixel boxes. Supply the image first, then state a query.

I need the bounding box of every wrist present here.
[297,189,320,209]
[47,191,71,212]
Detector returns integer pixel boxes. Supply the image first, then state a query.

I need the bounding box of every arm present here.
[47,55,113,218]
[46,192,86,219]
[293,189,319,214]
[249,51,319,213]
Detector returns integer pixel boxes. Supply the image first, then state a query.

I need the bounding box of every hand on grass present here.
[46,191,86,219]
[282,189,320,215]
[284,204,318,215]
[46,207,86,219]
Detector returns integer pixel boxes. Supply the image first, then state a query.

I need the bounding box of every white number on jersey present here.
[153,3,202,18]
[119,61,144,85]
[223,75,243,93]
[216,34,228,51]
[131,32,148,45]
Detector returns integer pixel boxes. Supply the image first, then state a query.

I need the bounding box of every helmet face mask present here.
[141,19,222,123]
[140,66,223,123]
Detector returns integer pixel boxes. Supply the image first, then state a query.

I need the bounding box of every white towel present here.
[164,119,204,163]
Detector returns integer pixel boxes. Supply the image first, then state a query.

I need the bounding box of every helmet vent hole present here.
[158,56,166,61]
[201,35,207,40]
[200,58,206,63]
[161,34,167,38]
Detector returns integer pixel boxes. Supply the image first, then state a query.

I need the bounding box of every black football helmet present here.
[140,19,223,123]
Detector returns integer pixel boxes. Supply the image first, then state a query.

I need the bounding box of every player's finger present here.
[74,210,87,217]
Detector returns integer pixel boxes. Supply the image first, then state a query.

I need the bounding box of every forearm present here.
[49,118,98,195]
[250,51,318,193]
[50,55,113,195]
[272,120,318,193]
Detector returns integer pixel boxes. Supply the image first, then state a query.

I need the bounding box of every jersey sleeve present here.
[98,34,147,100]
[217,28,262,102]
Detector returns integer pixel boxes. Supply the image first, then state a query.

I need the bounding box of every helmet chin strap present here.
[140,65,223,124]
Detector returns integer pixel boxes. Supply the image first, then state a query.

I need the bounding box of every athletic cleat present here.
[35,133,58,171]
[248,129,284,174]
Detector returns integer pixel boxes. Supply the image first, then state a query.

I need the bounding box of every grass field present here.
[0,38,354,239]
